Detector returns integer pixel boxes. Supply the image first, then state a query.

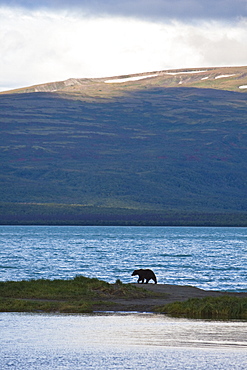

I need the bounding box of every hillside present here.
[2,66,247,97]
[0,66,247,225]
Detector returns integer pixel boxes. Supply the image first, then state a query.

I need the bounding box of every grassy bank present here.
[155,296,247,320]
[0,276,153,313]
[1,277,247,319]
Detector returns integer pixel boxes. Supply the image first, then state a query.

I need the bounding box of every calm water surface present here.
[1,312,247,370]
[0,226,246,291]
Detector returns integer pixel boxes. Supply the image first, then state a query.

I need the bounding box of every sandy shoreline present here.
[94,283,247,313]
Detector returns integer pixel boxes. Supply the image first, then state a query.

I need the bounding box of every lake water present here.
[1,226,247,369]
[0,226,246,291]
[1,312,247,370]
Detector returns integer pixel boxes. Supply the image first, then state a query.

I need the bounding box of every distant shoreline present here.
[1,223,247,227]
[1,203,247,227]
[1,219,247,227]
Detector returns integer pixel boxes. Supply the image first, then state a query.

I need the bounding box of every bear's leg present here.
[152,276,157,284]
[145,278,150,284]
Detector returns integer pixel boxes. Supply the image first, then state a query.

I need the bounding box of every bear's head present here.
[131,270,139,276]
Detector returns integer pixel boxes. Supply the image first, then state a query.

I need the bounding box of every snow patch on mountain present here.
[165,70,206,75]
[215,74,236,79]
[105,74,158,83]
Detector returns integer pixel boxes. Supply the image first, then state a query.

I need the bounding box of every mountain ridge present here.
[2,65,247,97]
[0,66,247,225]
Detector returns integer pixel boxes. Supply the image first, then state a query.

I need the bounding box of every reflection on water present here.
[1,312,247,369]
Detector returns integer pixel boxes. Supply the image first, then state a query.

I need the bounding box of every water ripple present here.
[0,226,246,291]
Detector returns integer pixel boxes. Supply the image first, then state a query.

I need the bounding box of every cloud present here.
[0,0,246,21]
[0,7,247,91]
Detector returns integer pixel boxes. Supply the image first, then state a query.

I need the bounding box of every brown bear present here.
[131,269,157,284]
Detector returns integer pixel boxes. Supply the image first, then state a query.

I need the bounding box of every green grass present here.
[0,276,153,313]
[0,275,110,300]
[155,296,247,320]
[0,297,93,313]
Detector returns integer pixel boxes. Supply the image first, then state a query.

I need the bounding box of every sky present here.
[0,0,247,91]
